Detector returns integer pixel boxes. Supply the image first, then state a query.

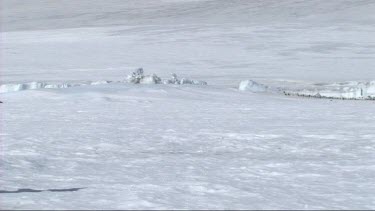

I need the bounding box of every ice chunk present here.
[0,81,96,93]
[164,73,180,85]
[0,82,47,93]
[163,73,207,85]
[140,74,162,84]
[239,79,375,100]
[0,83,25,93]
[125,70,207,86]
[163,78,207,85]
[239,80,268,92]
[24,82,46,90]
[126,68,145,84]
[126,68,161,84]
[90,80,111,85]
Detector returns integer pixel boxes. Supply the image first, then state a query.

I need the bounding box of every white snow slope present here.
[1,0,375,209]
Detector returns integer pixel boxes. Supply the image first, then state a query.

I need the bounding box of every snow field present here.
[1,0,375,209]
[1,83,375,209]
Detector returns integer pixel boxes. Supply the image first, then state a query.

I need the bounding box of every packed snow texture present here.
[2,84,375,210]
[1,0,375,210]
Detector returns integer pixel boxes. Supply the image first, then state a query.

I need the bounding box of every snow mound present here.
[239,80,375,100]
[126,68,207,85]
[238,80,268,92]
[0,81,111,93]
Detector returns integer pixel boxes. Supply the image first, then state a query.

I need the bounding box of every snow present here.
[0,69,207,94]
[293,81,375,99]
[2,84,375,210]
[239,80,375,100]
[125,68,207,85]
[0,81,112,93]
[1,0,375,209]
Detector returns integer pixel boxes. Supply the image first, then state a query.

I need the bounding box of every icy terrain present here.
[1,0,375,209]
[239,79,375,100]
